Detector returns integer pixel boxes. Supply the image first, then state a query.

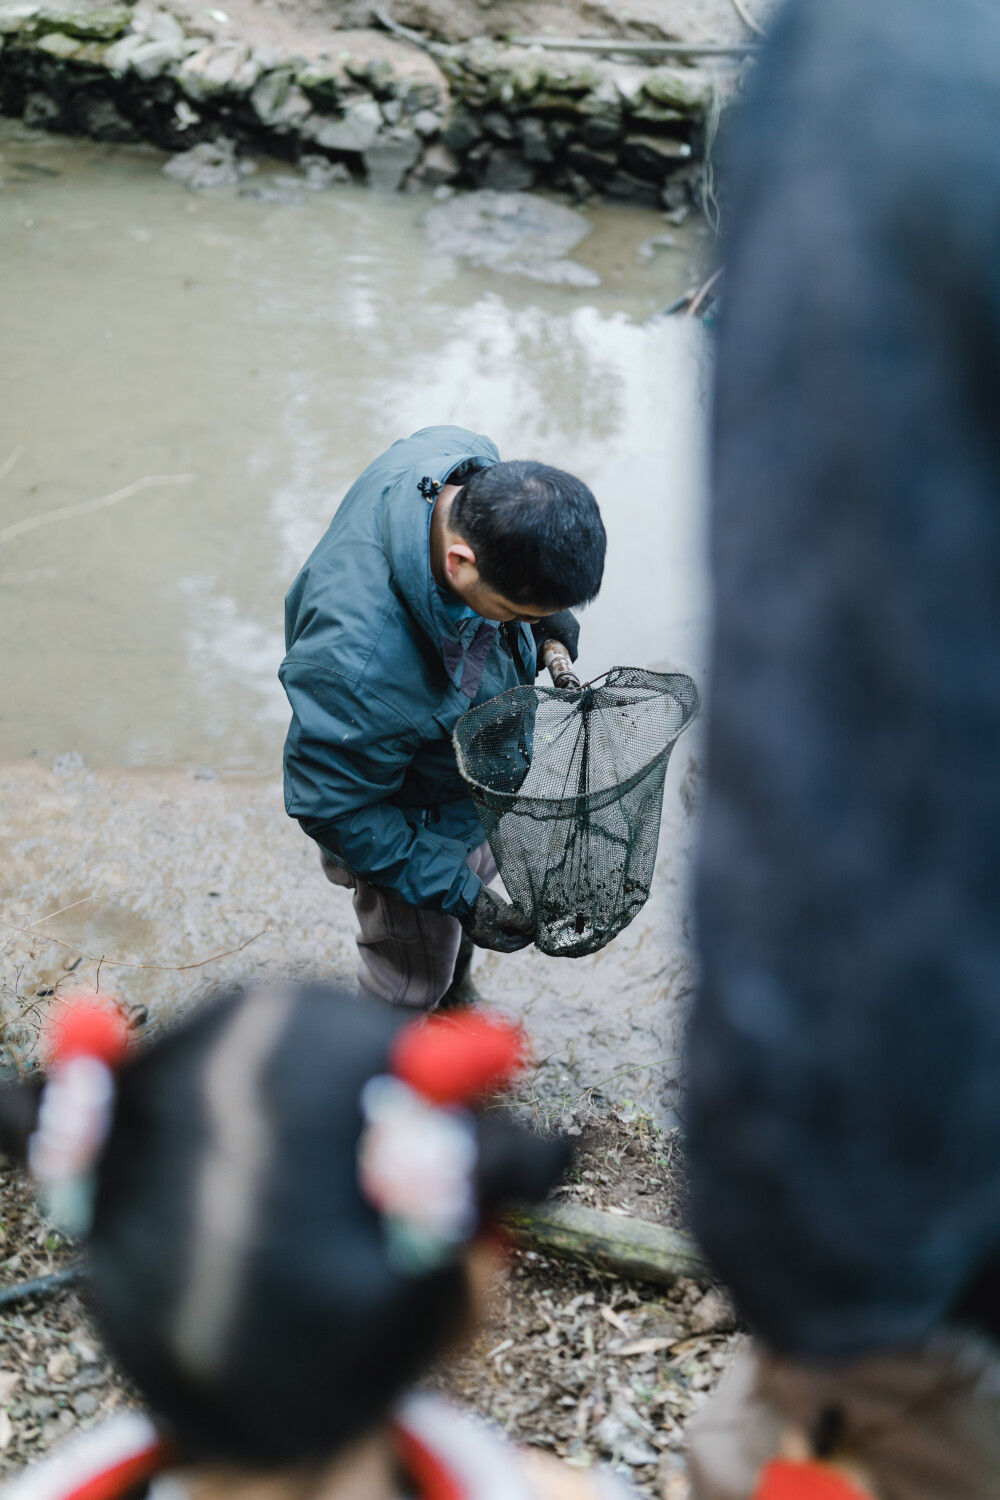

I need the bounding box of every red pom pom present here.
[753,1461,874,1500]
[45,996,130,1072]
[391,1012,526,1105]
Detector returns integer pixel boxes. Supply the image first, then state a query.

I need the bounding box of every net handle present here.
[542,638,581,691]
[543,641,615,693]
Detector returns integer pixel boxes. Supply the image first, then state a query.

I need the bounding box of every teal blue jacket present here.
[280,427,536,915]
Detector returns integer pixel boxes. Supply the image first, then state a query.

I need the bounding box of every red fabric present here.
[393,1423,466,1500]
[57,1441,167,1500]
[391,1012,526,1104]
[754,1459,874,1500]
[45,997,130,1071]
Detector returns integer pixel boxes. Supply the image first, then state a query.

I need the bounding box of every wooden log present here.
[504,1202,711,1287]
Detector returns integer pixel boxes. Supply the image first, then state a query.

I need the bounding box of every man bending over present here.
[280,426,606,1010]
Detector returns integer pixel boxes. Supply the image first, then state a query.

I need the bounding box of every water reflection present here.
[0,122,710,769]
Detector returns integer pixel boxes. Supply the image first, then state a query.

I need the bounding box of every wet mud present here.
[0,751,701,1122]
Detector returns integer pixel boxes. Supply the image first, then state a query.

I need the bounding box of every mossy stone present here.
[36,1,130,41]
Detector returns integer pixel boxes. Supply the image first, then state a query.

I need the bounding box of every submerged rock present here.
[424,189,600,287]
[163,136,250,189]
[363,128,421,191]
[299,154,351,189]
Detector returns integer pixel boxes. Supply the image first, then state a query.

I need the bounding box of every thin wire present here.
[702,82,723,239]
[728,0,767,38]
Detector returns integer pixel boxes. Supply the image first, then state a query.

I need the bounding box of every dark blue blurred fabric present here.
[688,0,1000,1358]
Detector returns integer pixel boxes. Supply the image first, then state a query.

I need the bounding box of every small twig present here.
[727,0,767,39]
[0,1267,82,1309]
[0,474,193,550]
[509,35,758,57]
[373,6,446,55]
[570,1057,681,1109]
[0,444,24,486]
[656,290,697,317]
[95,955,105,994]
[0,918,270,974]
[686,266,723,317]
[22,894,102,931]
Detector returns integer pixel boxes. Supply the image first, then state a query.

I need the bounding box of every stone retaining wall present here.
[0,0,738,207]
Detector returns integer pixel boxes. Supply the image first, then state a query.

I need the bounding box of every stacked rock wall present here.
[0,0,736,207]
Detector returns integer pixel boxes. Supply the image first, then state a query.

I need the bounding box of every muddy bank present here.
[0,757,700,1120]
[0,0,751,204]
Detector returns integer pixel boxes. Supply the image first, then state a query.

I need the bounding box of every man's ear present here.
[0,1080,44,1165]
[444,540,478,582]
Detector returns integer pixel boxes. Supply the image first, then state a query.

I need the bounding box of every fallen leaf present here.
[615,1336,675,1357]
[0,1372,19,1404]
[687,1288,737,1336]
[669,1336,708,1360]
[46,1349,77,1383]
[0,1410,12,1450]
[600,1306,629,1335]
[68,1328,101,1364]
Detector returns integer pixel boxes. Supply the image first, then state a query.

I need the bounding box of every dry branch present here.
[0,918,270,974]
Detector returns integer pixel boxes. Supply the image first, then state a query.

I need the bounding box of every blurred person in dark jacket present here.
[685,0,1000,1494]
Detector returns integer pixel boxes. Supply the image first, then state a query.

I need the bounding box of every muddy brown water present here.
[0,120,711,1121]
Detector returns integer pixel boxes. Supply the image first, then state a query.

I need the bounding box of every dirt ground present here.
[166,0,775,57]
[0,1112,738,1496]
[0,757,699,1125]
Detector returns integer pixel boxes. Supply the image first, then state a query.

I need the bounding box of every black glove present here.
[530,610,580,674]
[459,886,535,953]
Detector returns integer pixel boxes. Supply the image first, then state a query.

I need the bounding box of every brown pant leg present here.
[687,1332,1000,1500]
[320,844,497,1009]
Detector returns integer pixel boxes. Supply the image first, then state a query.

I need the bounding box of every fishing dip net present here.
[453,667,700,958]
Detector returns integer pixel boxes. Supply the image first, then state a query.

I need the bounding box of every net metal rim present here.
[452,665,701,816]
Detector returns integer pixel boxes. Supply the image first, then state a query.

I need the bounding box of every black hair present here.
[450,461,606,610]
[0,987,569,1468]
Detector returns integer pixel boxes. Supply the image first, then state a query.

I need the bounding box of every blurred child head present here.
[0,987,569,1468]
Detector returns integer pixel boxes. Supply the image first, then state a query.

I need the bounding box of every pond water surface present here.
[0,119,711,772]
[0,121,711,1119]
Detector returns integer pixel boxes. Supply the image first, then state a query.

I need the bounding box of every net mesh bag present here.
[453,667,700,958]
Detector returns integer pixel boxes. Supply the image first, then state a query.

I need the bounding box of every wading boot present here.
[436,932,481,1012]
